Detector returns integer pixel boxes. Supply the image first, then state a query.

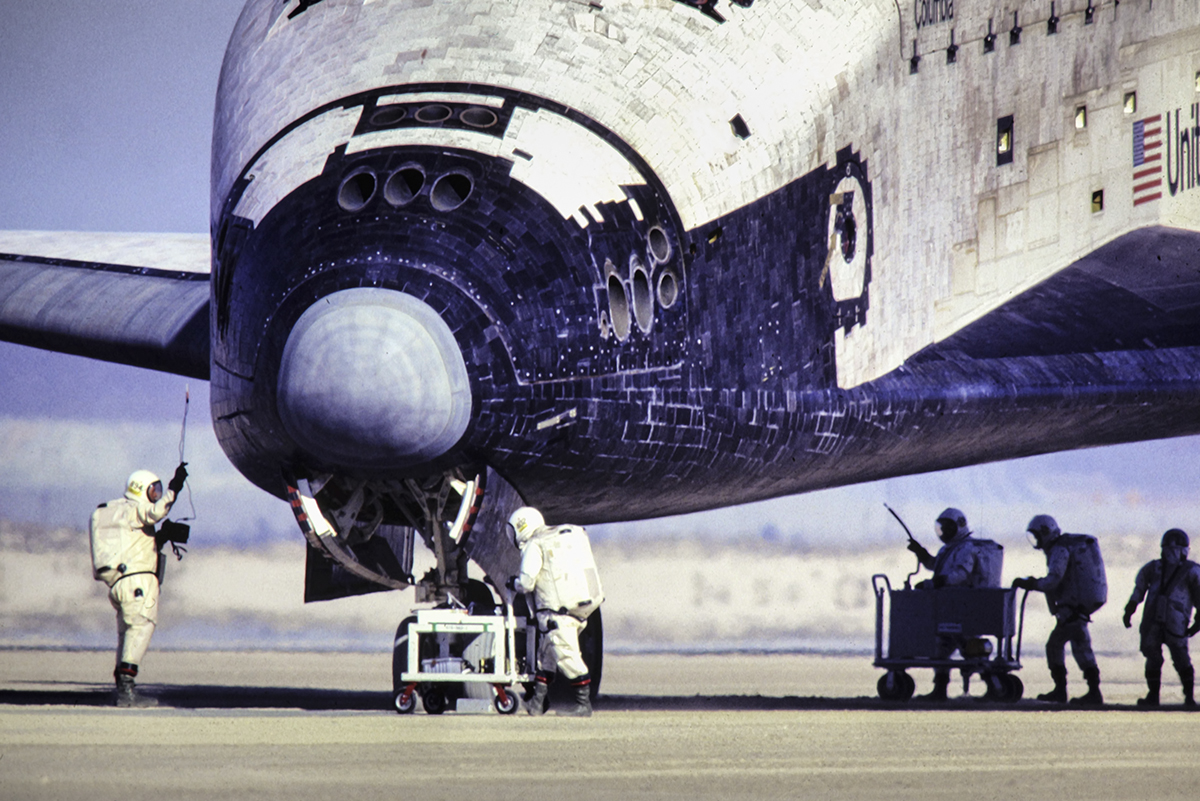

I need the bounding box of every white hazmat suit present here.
[509,506,603,716]
[90,468,182,706]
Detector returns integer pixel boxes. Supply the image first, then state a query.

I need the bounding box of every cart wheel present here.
[393,687,417,714]
[494,687,519,715]
[983,672,1022,702]
[878,671,914,702]
[1001,674,1023,703]
[982,673,1005,701]
[391,615,418,694]
[423,687,448,715]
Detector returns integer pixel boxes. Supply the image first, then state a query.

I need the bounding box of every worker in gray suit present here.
[1012,514,1107,706]
[907,507,995,701]
[1124,528,1200,707]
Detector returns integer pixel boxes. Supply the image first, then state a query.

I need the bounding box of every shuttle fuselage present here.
[204,0,1200,531]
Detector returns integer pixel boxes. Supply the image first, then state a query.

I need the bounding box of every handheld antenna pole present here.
[176,385,196,523]
[884,503,922,589]
[179,385,189,462]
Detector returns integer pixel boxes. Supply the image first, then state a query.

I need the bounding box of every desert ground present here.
[2,649,1199,801]
[5,524,1198,798]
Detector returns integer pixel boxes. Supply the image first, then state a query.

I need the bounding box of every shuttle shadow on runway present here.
[0,685,388,711]
[3,685,1185,712]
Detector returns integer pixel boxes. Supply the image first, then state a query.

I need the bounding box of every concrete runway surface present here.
[2,649,1199,800]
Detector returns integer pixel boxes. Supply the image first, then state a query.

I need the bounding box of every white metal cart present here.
[393,593,535,714]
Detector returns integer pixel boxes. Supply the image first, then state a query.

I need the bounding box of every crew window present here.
[996,116,1014,166]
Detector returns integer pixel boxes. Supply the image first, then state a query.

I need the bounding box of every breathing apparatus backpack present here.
[1051,533,1108,614]
[89,503,126,587]
[971,539,1004,588]
[533,525,604,620]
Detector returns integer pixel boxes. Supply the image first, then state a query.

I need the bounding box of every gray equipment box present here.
[887,587,1016,659]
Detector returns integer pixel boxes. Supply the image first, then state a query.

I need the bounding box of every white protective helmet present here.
[508,506,545,546]
[125,469,161,502]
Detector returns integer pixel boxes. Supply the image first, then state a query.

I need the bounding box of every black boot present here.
[557,674,593,717]
[1070,666,1103,706]
[1138,665,1161,707]
[1179,664,1195,708]
[917,672,949,702]
[525,673,552,716]
[114,663,156,709]
[1037,666,1068,703]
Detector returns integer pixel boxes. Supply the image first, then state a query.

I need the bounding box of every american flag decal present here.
[1132,115,1163,206]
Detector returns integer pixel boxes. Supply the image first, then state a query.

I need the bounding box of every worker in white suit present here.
[507,506,604,717]
[90,464,187,707]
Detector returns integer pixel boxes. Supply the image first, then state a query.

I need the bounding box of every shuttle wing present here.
[0,231,211,379]
[913,227,1200,363]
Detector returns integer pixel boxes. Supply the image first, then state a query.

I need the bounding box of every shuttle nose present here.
[276,288,472,470]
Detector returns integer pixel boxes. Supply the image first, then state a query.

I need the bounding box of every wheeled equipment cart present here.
[872,574,1031,703]
[392,592,535,714]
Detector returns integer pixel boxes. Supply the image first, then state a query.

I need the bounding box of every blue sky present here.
[1,1,1198,549]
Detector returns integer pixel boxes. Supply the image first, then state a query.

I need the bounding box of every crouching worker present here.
[89,464,187,707]
[1123,529,1200,707]
[506,506,604,717]
[1012,515,1107,706]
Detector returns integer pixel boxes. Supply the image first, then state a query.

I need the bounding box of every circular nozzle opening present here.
[648,226,672,263]
[371,105,407,126]
[632,264,653,333]
[430,172,474,211]
[338,170,377,212]
[460,107,499,128]
[416,104,452,123]
[607,273,630,341]
[385,166,426,206]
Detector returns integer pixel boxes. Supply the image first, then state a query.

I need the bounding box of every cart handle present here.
[1015,588,1030,663]
[871,574,892,662]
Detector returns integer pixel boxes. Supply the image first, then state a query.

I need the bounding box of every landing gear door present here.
[460,466,524,586]
[303,525,415,603]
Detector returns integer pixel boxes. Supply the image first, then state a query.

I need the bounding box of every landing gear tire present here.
[463,578,498,615]
[422,687,448,715]
[544,606,604,708]
[494,687,519,714]
[877,670,915,701]
[580,607,604,702]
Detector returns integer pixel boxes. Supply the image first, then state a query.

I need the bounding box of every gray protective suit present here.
[1126,558,1200,690]
[916,531,996,691]
[931,533,993,588]
[914,531,995,589]
[1032,535,1103,674]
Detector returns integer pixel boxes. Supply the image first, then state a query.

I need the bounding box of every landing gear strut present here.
[285,466,603,710]
[285,468,487,603]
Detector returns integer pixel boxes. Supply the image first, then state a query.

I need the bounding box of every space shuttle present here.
[2,0,1199,683]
